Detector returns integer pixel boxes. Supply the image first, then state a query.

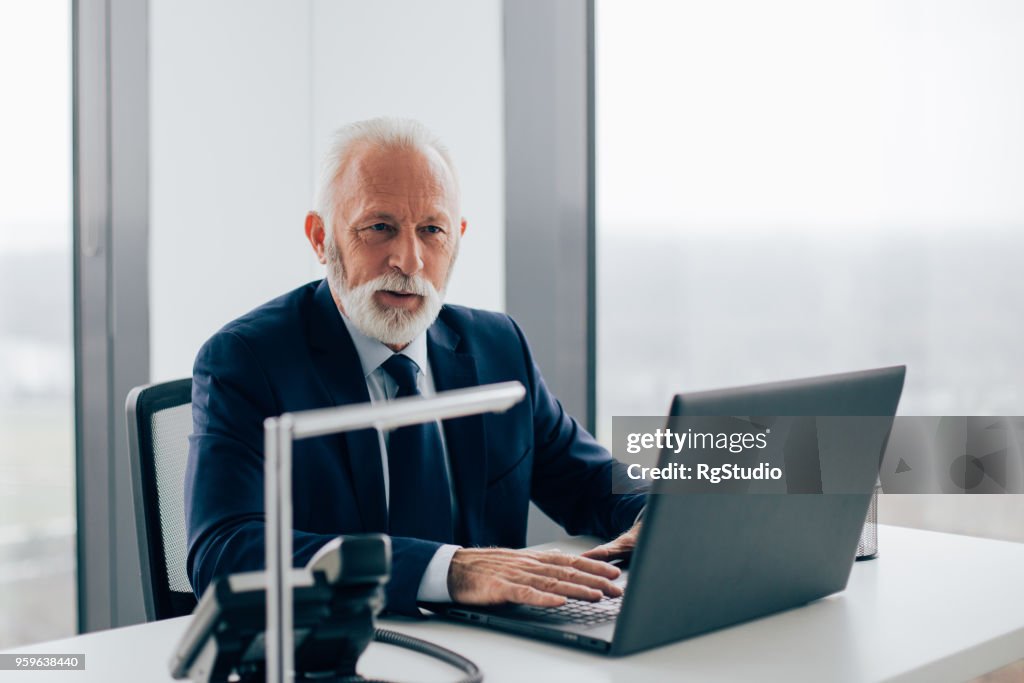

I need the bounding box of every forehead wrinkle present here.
[361,169,446,195]
[356,186,451,224]
[336,144,459,227]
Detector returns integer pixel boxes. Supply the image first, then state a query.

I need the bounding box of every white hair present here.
[314,116,460,236]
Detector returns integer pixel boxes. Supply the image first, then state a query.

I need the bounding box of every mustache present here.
[362,271,436,297]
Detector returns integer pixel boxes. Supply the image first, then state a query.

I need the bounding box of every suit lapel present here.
[428,314,487,547]
[307,280,388,533]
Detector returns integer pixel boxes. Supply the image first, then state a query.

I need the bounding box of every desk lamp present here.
[263,381,527,683]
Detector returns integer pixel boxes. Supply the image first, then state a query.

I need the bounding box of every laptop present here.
[423,365,906,656]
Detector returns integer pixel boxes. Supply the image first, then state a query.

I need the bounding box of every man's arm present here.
[188,515,443,615]
[184,329,443,615]
[438,315,646,607]
[510,317,647,538]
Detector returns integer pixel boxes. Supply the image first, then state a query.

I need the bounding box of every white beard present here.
[325,237,448,346]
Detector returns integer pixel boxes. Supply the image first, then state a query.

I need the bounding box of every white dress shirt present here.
[338,312,460,603]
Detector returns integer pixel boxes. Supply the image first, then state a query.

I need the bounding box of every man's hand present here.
[580,521,642,562]
[447,548,623,607]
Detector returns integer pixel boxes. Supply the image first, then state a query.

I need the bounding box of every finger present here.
[531,551,622,579]
[519,563,623,597]
[581,535,636,560]
[518,565,621,598]
[511,572,605,601]
[469,555,621,597]
[580,544,613,560]
[581,541,626,560]
[502,582,568,607]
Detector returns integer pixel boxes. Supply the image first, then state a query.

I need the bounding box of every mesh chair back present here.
[126,379,198,621]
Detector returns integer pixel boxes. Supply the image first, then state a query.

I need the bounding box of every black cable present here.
[330,628,483,683]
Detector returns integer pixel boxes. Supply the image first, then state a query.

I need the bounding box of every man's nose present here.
[388,228,424,276]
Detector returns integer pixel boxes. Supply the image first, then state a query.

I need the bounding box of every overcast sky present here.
[0,1,71,251]
[596,0,1024,233]
[1,1,1022,248]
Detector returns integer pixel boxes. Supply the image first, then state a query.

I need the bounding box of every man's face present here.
[307,143,466,348]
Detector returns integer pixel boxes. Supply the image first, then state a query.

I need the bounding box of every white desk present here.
[5,526,1024,683]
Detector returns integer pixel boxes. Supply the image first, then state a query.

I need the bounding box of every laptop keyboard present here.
[522,595,623,626]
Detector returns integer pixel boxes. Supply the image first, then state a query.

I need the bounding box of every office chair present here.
[126,378,198,621]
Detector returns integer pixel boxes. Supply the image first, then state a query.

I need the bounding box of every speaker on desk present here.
[855,484,880,560]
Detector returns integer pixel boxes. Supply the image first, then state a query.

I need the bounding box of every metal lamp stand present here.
[262,381,526,683]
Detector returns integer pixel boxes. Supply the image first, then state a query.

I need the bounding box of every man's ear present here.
[459,217,468,237]
[305,212,327,264]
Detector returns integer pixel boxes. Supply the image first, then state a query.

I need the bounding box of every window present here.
[597,0,1024,428]
[595,1,1024,542]
[0,1,76,646]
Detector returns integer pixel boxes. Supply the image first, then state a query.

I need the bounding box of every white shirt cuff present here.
[416,543,461,603]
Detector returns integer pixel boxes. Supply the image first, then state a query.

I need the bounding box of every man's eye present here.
[422,225,443,234]
[369,223,392,232]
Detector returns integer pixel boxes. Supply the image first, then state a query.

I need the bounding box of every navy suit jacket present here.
[185,279,645,615]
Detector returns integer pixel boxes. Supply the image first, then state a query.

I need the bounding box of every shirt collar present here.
[339,310,429,378]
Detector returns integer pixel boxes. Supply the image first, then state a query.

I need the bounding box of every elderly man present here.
[185,118,646,616]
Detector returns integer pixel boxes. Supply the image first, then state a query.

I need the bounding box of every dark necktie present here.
[381,354,454,543]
